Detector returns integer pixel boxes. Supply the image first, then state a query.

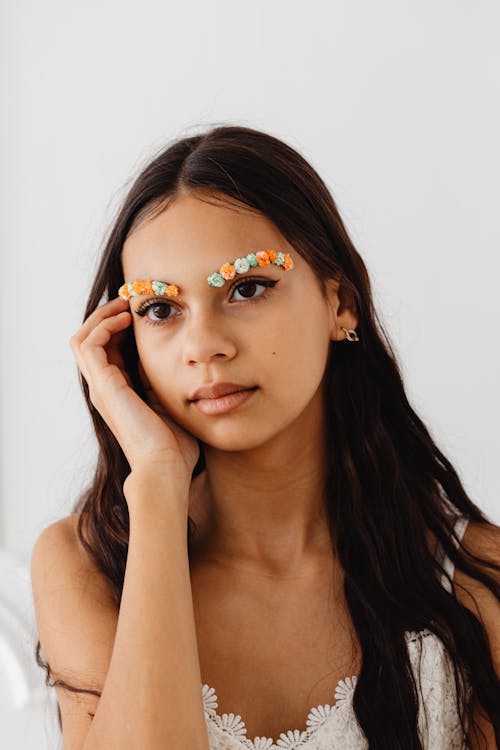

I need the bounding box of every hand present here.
[69,296,200,492]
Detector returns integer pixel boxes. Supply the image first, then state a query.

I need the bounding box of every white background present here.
[1,1,499,747]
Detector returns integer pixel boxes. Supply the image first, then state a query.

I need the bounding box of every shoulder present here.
[461,518,500,561]
[31,514,91,587]
[32,512,83,554]
[454,519,500,749]
[457,519,500,595]
[31,513,82,585]
[455,519,500,650]
[30,512,119,682]
[31,512,117,612]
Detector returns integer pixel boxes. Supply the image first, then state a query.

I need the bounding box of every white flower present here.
[306,702,336,729]
[275,728,308,748]
[201,683,218,716]
[334,676,358,707]
[234,257,250,273]
[215,712,247,738]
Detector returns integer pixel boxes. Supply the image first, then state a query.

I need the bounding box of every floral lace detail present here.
[202,671,358,750]
[202,628,469,750]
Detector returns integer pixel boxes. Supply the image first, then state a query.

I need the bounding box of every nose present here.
[182,316,238,366]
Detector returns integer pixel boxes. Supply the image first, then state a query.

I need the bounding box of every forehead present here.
[121,193,289,284]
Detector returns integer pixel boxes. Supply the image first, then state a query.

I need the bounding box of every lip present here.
[189,382,257,401]
[191,387,258,416]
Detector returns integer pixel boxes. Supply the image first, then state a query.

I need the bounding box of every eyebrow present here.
[119,249,293,302]
[119,267,274,303]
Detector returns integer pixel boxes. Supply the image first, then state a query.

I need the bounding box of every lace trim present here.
[201,628,435,750]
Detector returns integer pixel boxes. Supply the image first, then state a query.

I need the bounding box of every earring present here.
[341,327,359,342]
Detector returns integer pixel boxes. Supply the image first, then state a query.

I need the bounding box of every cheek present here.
[135,337,176,388]
[266,300,329,356]
[268,311,330,391]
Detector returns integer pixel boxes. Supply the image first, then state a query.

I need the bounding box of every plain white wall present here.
[1,0,499,747]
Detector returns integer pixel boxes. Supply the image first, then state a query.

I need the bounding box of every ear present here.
[324,277,359,341]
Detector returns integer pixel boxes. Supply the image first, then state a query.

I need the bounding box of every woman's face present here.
[121,192,341,451]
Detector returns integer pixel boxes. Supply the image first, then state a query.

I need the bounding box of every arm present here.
[81,474,209,750]
[31,475,209,750]
[58,293,208,747]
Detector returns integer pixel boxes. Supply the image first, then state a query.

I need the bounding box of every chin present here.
[200,419,288,453]
[202,434,263,453]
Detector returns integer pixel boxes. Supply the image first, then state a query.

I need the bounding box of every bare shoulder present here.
[461,518,500,557]
[457,518,500,592]
[454,519,500,750]
[454,518,500,626]
[32,512,118,610]
[31,513,119,746]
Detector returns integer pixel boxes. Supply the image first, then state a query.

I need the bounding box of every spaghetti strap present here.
[440,513,469,593]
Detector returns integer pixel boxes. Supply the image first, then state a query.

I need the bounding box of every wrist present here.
[123,471,190,513]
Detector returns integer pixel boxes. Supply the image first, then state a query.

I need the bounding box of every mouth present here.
[190,386,259,415]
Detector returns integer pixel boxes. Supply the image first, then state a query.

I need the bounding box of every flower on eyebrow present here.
[117,249,294,299]
[219,263,236,280]
[234,257,250,273]
[206,249,294,287]
[118,280,180,300]
[255,250,270,265]
[133,280,154,295]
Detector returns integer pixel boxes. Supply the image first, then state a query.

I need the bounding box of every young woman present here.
[31,124,500,749]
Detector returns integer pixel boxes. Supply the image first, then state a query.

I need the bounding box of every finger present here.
[69,296,130,347]
[80,310,131,373]
[76,311,132,384]
[69,297,129,377]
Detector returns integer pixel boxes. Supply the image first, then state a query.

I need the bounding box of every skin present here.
[121,191,359,581]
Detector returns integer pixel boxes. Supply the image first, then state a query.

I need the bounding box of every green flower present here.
[152,280,167,295]
[275,252,285,266]
[246,253,258,267]
[207,272,225,287]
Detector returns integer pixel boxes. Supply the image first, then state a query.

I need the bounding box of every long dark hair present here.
[35,124,500,748]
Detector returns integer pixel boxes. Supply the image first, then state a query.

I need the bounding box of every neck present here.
[188,392,334,578]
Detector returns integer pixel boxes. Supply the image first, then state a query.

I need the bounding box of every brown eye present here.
[135,300,178,327]
[231,279,277,301]
[134,277,278,328]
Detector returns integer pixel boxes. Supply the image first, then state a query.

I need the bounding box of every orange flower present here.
[266,249,277,262]
[133,280,154,295]
[166,284,179,296]
[283,253,294,270]
[255,251,270,266]
[220,263,236,280]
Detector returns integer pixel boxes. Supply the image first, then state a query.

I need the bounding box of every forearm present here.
[83,476,209,750]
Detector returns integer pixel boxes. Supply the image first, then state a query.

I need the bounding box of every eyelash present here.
[135,277,279,327]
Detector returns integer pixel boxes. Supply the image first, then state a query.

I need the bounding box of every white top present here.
[202,514,471,750]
